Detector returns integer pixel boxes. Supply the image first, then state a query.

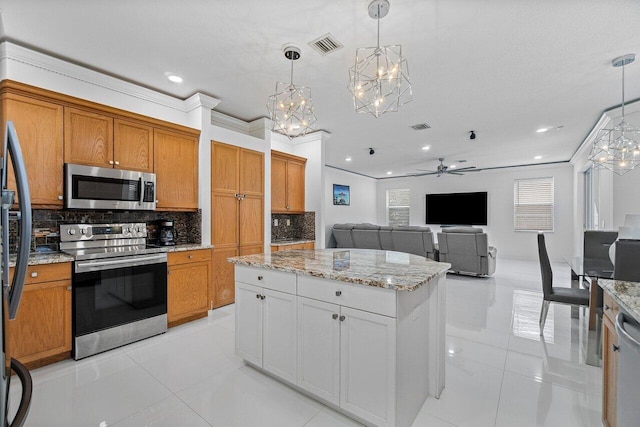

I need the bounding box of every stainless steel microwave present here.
[65,163,156,210]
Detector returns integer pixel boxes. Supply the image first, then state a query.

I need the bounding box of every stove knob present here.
[126,227,132,233]
[80,229,87,235]
[67,229,76,236]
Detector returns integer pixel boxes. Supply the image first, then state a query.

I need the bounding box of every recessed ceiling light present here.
[386,171,393,175]
[166,74,183,83]
[345,157,352,162]
[421,145,430,151]
[536,127,550,133]
[449,165,457,169]
[534,155,542,160]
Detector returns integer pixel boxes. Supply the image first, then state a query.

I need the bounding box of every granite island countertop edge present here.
[229,256,450,292]
[599,278,640,323]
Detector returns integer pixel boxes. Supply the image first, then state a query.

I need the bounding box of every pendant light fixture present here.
[267,44,316,139]
[588,54,640,175]
[348,0,412,118]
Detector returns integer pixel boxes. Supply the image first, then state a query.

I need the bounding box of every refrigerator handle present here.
[7,358,32,427]
[5,122,31,320]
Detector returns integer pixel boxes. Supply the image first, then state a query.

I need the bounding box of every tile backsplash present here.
[10,209,202,254]
[272,212,315,241]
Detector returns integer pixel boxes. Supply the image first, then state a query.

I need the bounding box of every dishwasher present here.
[615,312,640,426]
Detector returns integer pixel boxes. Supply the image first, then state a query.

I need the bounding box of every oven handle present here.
[75,253,167,273]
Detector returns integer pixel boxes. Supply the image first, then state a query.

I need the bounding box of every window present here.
[513,177,554,231]
[584,167,600,230]
[387,189,410,226]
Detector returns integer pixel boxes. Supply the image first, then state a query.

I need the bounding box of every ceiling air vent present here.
[309,33,343,55]
[411,123,431,130]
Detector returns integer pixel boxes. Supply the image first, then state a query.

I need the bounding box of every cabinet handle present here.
[332,313,338,320]
[66,286,72,291]
[188,255,193,259]
[109,160,114,165]
[335,291,342,296]
[339,315,345,321]
[286,205,290,210]
[612,344,620,352]
[604,304,610,311]
[58,195,63,200]
[257,276,263,281]
[30,272,38,278]
[256,294,260,299]
[115,161,120,165]
[260,295,266,300]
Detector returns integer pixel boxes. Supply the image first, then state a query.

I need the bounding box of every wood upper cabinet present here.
[167,249,211,327]
[64,109,154,172]
[64,107,114,168]
[154,129,199,211]
[7,263,72,368]
[1,93,64,206]
[271,150,306,213]
[113,119,153,172]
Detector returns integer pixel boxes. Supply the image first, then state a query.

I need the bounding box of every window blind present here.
[513,177,554,231]
[387,189,410,227]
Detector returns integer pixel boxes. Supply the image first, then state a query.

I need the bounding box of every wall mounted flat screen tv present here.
[425,192,488,225]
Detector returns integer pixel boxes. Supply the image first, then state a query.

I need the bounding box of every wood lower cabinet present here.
[167,249,212,327]
[271,242,315,252]
[154,129,199,211]
[603,291,620,427]
[7,263,72,368]
[211,141,264,308]
[271,150,306,213]
[1,93,64,207]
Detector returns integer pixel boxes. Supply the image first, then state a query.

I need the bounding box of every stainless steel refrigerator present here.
[1,121,33,427]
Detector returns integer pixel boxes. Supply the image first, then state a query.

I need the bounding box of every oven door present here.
[73,253,167,358]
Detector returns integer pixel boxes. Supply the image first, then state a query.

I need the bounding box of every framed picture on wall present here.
[333,184,350,206]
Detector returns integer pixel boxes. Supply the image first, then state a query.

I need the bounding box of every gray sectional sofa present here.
[332,223,497,276]
[332,223,438,260]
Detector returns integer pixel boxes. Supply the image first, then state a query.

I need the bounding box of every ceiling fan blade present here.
[416,169,437,172]
[448,171,464,175]
[454,167,481,172]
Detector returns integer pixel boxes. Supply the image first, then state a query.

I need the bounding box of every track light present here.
[369,148,375,155]
[469,131,476,140]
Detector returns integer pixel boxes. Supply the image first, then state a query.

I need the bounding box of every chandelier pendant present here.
[267,44,317,139]
[348,0,412,118]
[589,53,640,175]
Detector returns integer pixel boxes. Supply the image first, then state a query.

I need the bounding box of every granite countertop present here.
[228,248,450,292]
[271,239,315,246]
[9,243,213,267]
[599,278,640,323]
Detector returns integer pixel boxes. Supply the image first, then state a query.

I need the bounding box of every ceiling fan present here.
[415,158,481,177]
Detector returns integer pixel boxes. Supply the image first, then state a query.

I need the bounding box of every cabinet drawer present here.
[168,249,211,266]
[11,262,72,285]
[603,291,620,324]
[297,275,396,318]
[235,266,296,294]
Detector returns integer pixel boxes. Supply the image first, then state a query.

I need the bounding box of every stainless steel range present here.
[60,223,167,360]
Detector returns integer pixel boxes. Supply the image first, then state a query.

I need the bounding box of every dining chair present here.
[614,239,640,281]
[538,233,590,334]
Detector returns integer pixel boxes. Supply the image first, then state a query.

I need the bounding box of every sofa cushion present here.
[392,225,431,232]
[333,223,355,229]
[442,226,482,234]
[353,223,381,230]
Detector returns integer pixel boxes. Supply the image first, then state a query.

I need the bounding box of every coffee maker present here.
[156,219,177,246]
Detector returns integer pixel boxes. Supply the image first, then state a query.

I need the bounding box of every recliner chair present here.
[391,226,438,260]
[437,226,496,276]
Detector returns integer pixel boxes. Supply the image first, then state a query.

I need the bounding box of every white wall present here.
[376,164,574,261]
[324,167,378,247]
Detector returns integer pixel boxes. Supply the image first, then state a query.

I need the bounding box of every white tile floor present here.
[9,258,603,426]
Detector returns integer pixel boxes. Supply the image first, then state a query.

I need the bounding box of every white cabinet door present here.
[340,306,396,427]
[263,288,297,383]
[235,282,263,366]
[297,296,340,405]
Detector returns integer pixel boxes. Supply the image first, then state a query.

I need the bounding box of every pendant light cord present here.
[621,64,626,119]
[290,58,294,86]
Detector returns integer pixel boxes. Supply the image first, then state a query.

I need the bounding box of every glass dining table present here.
[563,256,613,367]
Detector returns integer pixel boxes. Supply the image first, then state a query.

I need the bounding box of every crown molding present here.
[0,41,209,115]
[184,92,221,112]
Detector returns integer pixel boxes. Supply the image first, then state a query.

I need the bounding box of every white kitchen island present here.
[228,248,450,427]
